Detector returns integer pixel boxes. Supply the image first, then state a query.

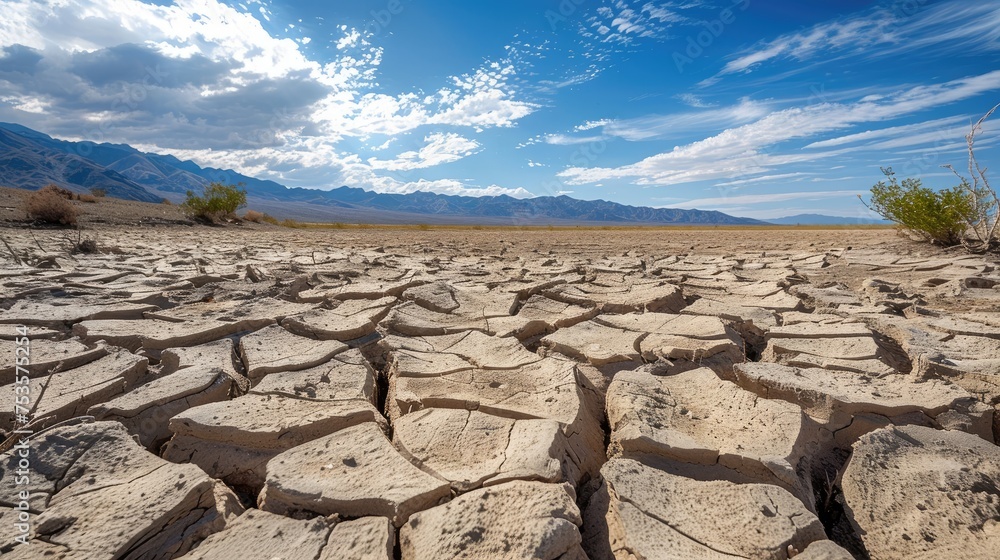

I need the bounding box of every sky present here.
[0,0,998,219]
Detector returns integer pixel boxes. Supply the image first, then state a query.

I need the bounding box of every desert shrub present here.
[161,198,173,205]
[242,209,278,224]
[280,218,305,228]
[864,168,973,246]
[863,104,999,250]
[941,104,1000,250]
[38,184,76,200]
[24,187,78,225]
[90,187,107,198]
[79,194,97,203]
[182,182,247,222]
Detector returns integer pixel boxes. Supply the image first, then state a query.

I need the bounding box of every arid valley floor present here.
[1,225,999,559]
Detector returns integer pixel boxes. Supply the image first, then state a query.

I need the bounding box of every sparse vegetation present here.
[90,187,107,198]
[280,218,305,228]
[79,194,97,203]
[24,184,78,225]
[243,210,266,222]
[943,103,1000,250]
[181,182,247,223]
[242,210,280,224]
[863,104,999,251]
[863,168,973,246]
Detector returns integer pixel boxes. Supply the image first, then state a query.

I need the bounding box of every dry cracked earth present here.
[1,226,999,560]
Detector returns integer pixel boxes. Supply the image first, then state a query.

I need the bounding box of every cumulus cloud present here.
[367,133,482,171]
[0,0,540,196]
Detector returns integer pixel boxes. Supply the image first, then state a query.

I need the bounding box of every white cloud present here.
[714,1,1000,79]
[575,119,613,131]
[0,0,543,197]
[803,116,970,149]
[713,172,810,187]
[660,190,864,209]
[544,133,606,145]
[559,71,1000,187]
[367,132,481,171]
[0,1,536,140]
[676,93,714,108]
[601,97,769,141]
[366,177,534,198]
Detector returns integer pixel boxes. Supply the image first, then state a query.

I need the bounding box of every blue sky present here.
[0,0,998,219]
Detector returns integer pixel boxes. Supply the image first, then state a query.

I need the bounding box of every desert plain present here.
[0,222,998,559]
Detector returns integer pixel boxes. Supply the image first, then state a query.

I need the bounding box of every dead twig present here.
[0,235,23,265]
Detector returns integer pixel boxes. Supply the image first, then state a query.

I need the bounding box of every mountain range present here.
[0,122,769,225]
[767,214,891,226]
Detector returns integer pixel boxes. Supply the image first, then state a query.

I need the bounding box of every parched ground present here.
[1,224,998,560]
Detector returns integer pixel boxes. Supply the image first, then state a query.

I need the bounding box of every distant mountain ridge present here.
[767,214,891,225]
[0,122,767,225]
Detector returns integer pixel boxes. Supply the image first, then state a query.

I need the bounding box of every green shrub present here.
[182,182,247,222]
[865,104,999,251]
[863,167,973,246]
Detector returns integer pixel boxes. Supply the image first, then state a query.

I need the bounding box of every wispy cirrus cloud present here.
[659,189,864,209]
[803,115,970,149]
[712,1,1000,81]
[558,70,1000,187]
[534,96,769,147]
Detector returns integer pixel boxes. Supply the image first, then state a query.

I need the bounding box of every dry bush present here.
[243,210,280,224]
[38,184,77,200]
[280,218,305,228]
[89,187,107,198]
[79,194,97,203]
[243,209,264,222]
[24,187,78,225]
[161,198,173,205]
